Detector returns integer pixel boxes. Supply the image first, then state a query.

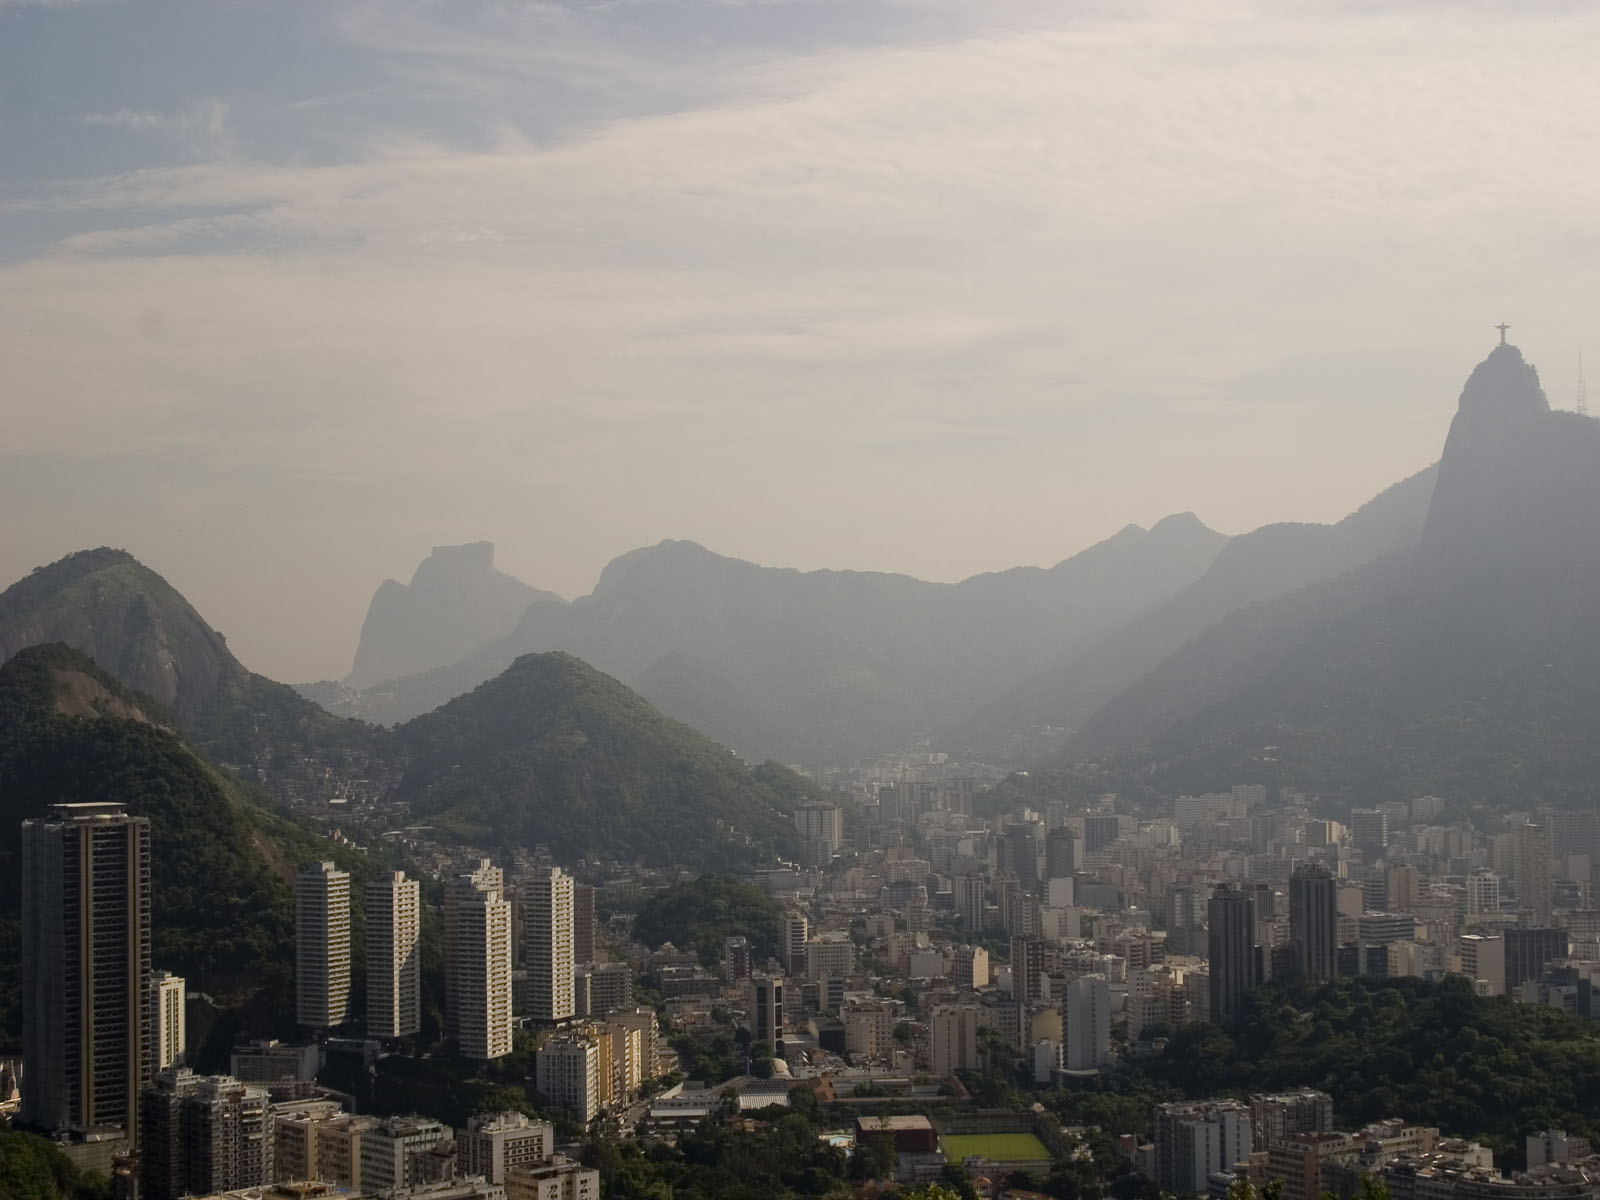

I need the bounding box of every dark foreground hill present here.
[0,553,815,870]
[1067,343,1600,808]
[0,548,383,791]
[0,644,375,1057]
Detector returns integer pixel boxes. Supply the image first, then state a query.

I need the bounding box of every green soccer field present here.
[940,1132,1052,1162]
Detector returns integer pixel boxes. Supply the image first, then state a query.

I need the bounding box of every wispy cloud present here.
[79,100,238,161]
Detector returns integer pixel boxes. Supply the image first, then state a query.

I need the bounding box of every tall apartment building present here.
[1250,1090,1334,1153]
[750,974,784,1053]
[1465,869,1501,918]
[953,945,989,990]
[1045,827,1078,879]
[296,862,352,1030]
[1207,884,1261,1026]
[1002,825,1041,890]
[930,1005,982,1077]
[1083,814,1121,854]
[955,874,987,934]
[150,971,186,1070]
[449,867,514,1060]
[1517,823,1554,924]
[1290,864,1340,982]
[140,1070,273,1200]
[783,911,811,974]
[572,884,596,966]
[1456,933,1506,995]
[794,802,844,861]
[1505,926,1568,993]
[842,1000,897,1059]
[460,1111,554,1183]
[522,866,575,1023]
[1348,809,1389,862]
[573,962,632,1019]
[1062,975,1111,1072]
[724,936,752,983]
[805,936,856,981]
[535,1036,600,1124]
[1011,937,1049,1006]
[1153,1100,1253,1196]
[368,871,422,1039]
[446,860,504,1040]
[269,1099,348,1183]
[359,1115,452,1194]
[21,803,153,1143]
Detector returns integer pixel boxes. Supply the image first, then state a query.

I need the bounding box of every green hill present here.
[0,548,384,791]
[0,643,379,1058]
[2,553,838,871]
[392,652,815,869]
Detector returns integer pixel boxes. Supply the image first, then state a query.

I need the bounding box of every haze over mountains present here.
[1068,343,1600,808]
[304,465,1441,765]
[0,341,1594,831]
[346,541,564,689]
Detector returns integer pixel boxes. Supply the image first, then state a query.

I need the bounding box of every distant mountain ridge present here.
[345,542,562,688]
[953,462,1439,757]
[311,469,1442,766]
[1065,343,1600,808]
[311,515,1234,762]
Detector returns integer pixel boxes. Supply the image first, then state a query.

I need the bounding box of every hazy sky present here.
[3,0,1597,682]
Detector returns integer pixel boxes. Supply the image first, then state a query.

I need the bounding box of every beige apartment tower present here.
[523,866,575,1023]
[367,870,421,1038]
[296,862,352,1029]
[449,866,514,1060]
[150,970,186,1069]
[445,859,503,1039]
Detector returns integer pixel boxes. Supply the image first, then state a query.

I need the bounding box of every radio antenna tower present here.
[1580,353,1590,417]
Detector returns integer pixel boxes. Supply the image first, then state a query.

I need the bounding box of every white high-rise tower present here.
[522,866,574,1023]
[296,861,352,1029]
[367,871,421,1038]
[449,865,513,1059]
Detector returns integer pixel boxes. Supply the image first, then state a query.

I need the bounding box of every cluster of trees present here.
[633,876,783,967]
[579,1094,981,1200]
[1142,975,1600,1167]
[0,1128,111,1200]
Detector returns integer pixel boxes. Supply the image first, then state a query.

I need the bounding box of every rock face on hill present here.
[0,548,236,725]
[346,542,560,688]
[1067,343,1600,808]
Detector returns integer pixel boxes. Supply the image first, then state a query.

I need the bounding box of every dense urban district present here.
[5,342,1600,1200]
